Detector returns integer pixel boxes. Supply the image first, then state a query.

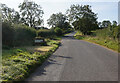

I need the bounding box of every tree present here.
[102,20,111,28]
[98,22,102,28]
[112,21,117,27]
[47,12,67,28]
[19,1,44,27]
[47,12,72,34]
[66,4,83,23]
[73,18,98,35]
[1,4,20,24]
[67,5,97,23]
[54,27,63,36]
[67,4,98,35]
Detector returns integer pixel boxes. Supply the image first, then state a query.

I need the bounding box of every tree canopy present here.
[112,21,117,26]
[47,12,67,28]
[1,4,20,24]
[102,20,111,28]
[19,1,44,27]
[67,4,98,35]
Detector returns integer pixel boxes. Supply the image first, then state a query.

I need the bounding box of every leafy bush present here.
[2,22,15,47]
[62,28,73,34]
[37,29,55,38]
[94,26,119,40]
[13,24,36,46]
[2,22,36,47]
[54,27,63,36]
[74,25,119,52]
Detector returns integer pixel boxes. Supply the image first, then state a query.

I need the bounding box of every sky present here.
[0,0,119,28]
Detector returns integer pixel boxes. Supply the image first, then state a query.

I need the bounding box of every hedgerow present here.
[2,22,36,47]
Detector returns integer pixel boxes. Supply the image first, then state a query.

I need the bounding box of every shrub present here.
[2,22,36,47]
[2,22,15,47]
[37,29,55,38]
[13,24,36,46]
[54,27,63,36]
[94,26,119,40]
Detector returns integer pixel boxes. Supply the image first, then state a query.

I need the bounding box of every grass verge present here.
[74,31,119,53]
[2,39,61,82]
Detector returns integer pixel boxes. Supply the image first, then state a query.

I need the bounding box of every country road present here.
[26,32,118,81]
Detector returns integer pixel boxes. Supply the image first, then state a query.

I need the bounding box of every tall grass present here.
[95,26,119,41]
[2,40,60,81]
[74,26,119,52]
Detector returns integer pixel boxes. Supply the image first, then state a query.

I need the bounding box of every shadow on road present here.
[53,55,72,59]
[26,53,72,81]
[63,36,75,39]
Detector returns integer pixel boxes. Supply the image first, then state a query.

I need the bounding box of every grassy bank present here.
[74,31,119,52]
[2,39,61,82]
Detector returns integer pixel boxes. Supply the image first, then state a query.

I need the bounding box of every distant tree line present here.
[98,20,118,29]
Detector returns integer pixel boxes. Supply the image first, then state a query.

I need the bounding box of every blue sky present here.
[0,0,119,28]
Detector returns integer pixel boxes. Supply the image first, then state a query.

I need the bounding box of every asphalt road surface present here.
[26,32,118,81]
